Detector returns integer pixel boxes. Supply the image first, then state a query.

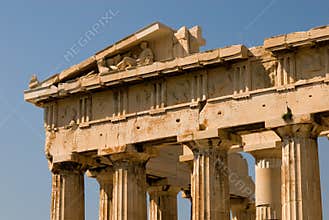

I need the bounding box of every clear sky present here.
[0,0,328,219]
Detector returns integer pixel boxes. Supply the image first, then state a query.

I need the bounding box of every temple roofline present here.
[96,22,174,57]
[57,22,175,83]
[25,23,329,106]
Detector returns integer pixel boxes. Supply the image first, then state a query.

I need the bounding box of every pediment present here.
[30,22,206,89]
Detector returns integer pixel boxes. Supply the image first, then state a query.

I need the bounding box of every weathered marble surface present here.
[25,22,329,220]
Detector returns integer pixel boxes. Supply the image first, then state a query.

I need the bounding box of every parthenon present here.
[24,22,329,220]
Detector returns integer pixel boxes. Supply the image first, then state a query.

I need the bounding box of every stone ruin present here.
[25,22,329,220]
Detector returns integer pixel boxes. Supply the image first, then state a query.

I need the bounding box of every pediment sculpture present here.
[98,41,154,74]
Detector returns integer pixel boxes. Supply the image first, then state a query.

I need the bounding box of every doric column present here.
[98,170,113,220]
[50,162,85,220]
[246,203,256,220]
[188,138,232,220]
[252,149,282,220]
[277,124,323,220]
[111,153,149,220]
[231,199,256,220]
[87,167,113,220]
[149,185,180,220]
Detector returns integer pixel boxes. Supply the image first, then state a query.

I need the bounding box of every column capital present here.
[230,198,249,210]
[110,152,150,165]
[179,129,241,152]
[50,161,87,175]
[249,148,281,159]
[87,166,113,182]
[275,123,322,139]
[177,129,242,148]
[49,152,104,173]
[148,185,181,195]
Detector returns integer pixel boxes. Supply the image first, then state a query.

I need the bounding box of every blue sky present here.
[0,0,328,219]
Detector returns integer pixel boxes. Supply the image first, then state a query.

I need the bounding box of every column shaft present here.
[112,160,147,220]
[231,199,256,220]
[51,174,61,220]
[149,187,179,220]
[255,157,281,220]
[191,147,230,220]
[281,136,322,220]
[50,170,85,220]
[98,179,113,220]
[247,207,256,220]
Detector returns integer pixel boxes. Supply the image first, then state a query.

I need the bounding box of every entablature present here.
[25,22,329,158]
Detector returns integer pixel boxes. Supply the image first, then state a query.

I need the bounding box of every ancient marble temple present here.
[24,22,329,220]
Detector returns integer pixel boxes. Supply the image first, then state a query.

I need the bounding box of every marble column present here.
[188,138,231,220]
[95,168,113,220]
[50,162,85,220]
[277,124,323,220]
[111,154,149,220]
[149,186,180,220]
[231,199,256,220]
[252,149,282,220]
[246,203,256,220]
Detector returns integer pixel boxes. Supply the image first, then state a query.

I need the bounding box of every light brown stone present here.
[231,198,256,220]
[183,138,237,220]
[111,154,149,220]
[276,124,323,220]
[50,163,85,220]
[148,186,180,220]
[24,22,329,220]
[87,167,113,220]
